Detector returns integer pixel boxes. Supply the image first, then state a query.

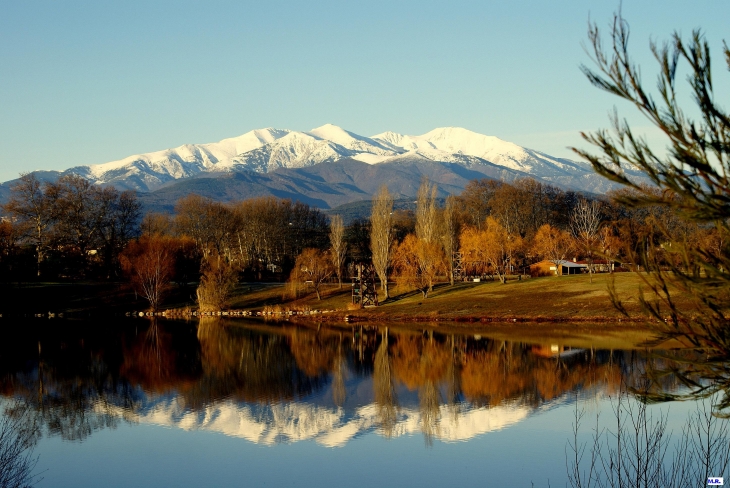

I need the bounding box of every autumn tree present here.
[532,224,574,275]
[120,236,176,311]
[370,186,394,299]
[373,330,398,437]
[458,226,487,278]
[459,217,521,283]
[196,251,238,312]
[393,234,445,298]
[570,198,602,282]
[329,215,346,288]
[288,248,334,300]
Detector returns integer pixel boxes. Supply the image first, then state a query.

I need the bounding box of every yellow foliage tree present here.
[459,217,522,283]
[393,234,445,298]
[532,224,574,275]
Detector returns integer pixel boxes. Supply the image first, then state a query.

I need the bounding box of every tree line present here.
[2,170,722,309]
[287,174,725,301]
[1,173,140,280]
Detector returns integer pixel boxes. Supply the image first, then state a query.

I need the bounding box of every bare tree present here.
[50,175,106,271]
[2,173,58,277]
[141,212,173,237]
[571,198,602,283]
[329,215,346,288]
[289,248,334,300]
[0,401,41,488]
[458,178,502,229]
[370,186,394,299]
[568,391,730,488]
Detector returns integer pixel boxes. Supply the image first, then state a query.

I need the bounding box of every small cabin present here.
[530,259,587,277]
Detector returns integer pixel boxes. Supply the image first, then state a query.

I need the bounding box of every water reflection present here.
[0,319,687,447]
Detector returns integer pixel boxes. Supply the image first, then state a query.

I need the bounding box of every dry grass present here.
[5,272,693,322]
[368,273,692,321]
[224,272,697,322]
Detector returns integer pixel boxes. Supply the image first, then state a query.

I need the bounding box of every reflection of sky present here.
[29,393,706,488]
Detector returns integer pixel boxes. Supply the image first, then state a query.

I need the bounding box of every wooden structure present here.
[352,262,378,308]
[529,259,586,277]
[452,252,463,281]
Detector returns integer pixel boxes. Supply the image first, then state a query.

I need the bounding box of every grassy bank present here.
[229,272,693,323]
[1,272,694,324]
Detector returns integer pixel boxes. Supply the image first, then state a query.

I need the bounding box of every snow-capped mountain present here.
[4,124,629,195]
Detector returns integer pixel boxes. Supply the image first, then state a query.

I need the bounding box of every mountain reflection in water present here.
[0,319,682,447]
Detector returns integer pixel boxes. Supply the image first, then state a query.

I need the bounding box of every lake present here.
[0,318,723,487]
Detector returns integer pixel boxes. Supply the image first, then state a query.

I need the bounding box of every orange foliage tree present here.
[459,217,522,283]
[393,234,445,298]
[120,236,175,311]
[532,224,574,274]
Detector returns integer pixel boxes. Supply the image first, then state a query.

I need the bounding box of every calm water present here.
[0,319,714,487]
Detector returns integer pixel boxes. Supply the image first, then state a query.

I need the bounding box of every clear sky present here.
[1,1,728,182]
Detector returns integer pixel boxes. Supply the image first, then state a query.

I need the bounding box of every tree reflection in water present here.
[373,328,398,438]
[0,318,707,448]
[331,337,347,408]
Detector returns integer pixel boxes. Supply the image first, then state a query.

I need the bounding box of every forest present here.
[0,171,722,310]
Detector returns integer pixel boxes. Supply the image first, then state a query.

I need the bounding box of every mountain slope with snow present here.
[3,124,640,195]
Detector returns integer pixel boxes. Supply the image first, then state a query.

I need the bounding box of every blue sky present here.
[1,1,728,182]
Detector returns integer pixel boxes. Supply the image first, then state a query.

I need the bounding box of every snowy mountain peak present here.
[21,124,608,193]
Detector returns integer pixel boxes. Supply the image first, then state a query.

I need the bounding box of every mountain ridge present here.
[0,124,647,208]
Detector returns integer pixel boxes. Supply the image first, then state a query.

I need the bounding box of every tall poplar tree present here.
[370,186,394,299]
